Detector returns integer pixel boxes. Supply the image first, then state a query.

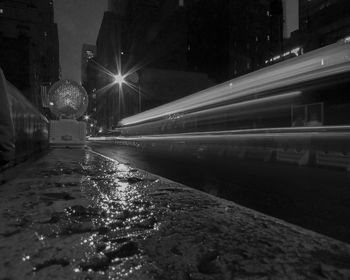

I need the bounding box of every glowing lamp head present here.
[114,73,125,85]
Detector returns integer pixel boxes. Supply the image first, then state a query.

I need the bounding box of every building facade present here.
[81,44,96,86]
[0,0,59,111]
[298,0,350,49]
[266,0,350,66]
[89,0,284,131]
[111,0,284,81]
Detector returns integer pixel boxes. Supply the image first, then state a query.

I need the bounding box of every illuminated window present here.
[267,35,270,41]
[179,0,184,7]
[0,8,4,14]
[267,10,270,16]
[86,50,94,59]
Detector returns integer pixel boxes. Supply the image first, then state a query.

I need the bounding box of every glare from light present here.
[84,115,90,120]
[114,73,125,85]
[88,54,146,117]
[344,36,350,43]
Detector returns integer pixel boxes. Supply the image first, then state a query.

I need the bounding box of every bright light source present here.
[114,73,125,85]
[84,115,89,120]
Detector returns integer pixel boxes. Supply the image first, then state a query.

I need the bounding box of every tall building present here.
[91,1,210,130]
[81,44,96,85]
[90,0,284,130]
[0,0,59,109]
[283,0,299,38]
[186,0,283,79]
[298,0,350,49]
[110,0,189,72]
[81,44,97,131]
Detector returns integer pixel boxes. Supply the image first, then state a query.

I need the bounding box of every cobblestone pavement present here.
[1,148,350,280]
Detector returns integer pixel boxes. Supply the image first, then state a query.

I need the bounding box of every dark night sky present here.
[54,0,107,83]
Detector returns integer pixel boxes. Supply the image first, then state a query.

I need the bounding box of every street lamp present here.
[114,73,125,86]
[114,73,125,121]
[127,72,141,113]
[113,71,141,121]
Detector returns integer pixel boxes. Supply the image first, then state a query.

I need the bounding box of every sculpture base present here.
[49,119,86,147]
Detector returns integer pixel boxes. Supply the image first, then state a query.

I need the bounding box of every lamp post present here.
[113,71,141,122]
[114,73,124,86]
[127,72,141,113]
[114,73,125,122]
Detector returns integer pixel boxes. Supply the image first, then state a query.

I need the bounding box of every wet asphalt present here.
[2,148,350,279]
[90,141,350,244]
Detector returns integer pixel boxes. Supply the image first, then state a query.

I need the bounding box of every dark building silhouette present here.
[89,0,284,131]
[185,0,284,80]
[81,44,96,86]
[264,0,350,68]
[287,0,350,53]
[0,0,59,110]
[115,0,284,81]
[228,0,284,78]
[81,44,97,133]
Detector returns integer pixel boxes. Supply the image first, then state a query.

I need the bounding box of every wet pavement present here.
[1,148,350,279]
[90,141,350,244]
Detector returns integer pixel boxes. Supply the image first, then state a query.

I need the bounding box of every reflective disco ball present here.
[48,80,88,119]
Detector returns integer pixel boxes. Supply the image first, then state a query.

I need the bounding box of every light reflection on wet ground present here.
[0,149,163,279]
[73,153,163,278]
[90,142,350,244]
[1,148,350,279]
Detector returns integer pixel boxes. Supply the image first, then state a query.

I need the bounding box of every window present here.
[0,8,4,14]
[179,0,184,7]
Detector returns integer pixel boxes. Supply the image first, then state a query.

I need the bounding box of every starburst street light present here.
[114,73,125,86]
[89,58,143,124]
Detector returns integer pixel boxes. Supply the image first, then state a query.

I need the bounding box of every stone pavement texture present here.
[1,148,350,280]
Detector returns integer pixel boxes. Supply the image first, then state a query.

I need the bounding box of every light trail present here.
[89,125,350,142]
[119,41,350,127]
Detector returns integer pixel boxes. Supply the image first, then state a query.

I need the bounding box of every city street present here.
[90,141,350,243]
[2,0,350,278]
[2,148,350,279]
